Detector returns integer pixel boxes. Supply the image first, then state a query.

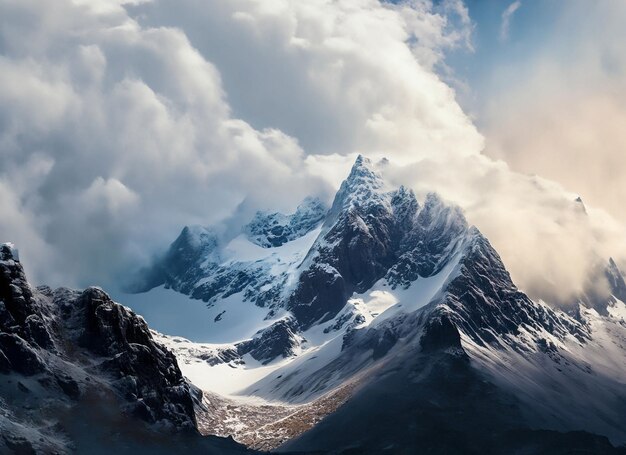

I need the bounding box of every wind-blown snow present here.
[607,298,626,321]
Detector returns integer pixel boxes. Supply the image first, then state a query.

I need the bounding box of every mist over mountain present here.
[1,0,626,311]
[122,156,626,453]
[2,1,626,454]
[2,154,626,453]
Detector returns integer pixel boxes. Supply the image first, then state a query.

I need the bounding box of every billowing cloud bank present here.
[0,0,625,305]
[484,0,626,228]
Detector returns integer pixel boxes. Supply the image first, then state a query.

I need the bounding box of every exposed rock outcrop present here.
[0,242,252,453]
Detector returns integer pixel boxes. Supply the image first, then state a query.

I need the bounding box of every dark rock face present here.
[288,158,469,329]
[287,158,406,328]
[441,231,587,347]
[0,244,45,335]
[24,314,54,349]
[200,319,303,367]
[132,225,219,294]
[387,193,468,288]
[323,207,397,290]
[0,243,244,452]
[317,156,408,293]
[237,318,302,365]
[60,287,198,429]
[288,264,348,328]
[55,373,81,399]
[3,435,37,455]
[0,244,53,375]
[420,314,463,353]
[190,265,283,310]
[0,332,46,375]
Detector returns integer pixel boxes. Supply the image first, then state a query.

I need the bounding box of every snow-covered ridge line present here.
[125,155,626,450]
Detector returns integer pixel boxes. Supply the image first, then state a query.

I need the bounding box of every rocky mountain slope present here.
[5,155,624,453]
[133,156,626,453]
[277,226,626,453]
[0,243,252,454]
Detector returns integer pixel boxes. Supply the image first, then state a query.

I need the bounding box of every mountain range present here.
[1,156,625,453]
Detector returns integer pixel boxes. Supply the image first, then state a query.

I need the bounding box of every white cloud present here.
[485,1,626,236]
[0,0,479,287]
[129,0,483,160]
[383,154,626,303]
[0,0,625,307]
[500,1,521,41]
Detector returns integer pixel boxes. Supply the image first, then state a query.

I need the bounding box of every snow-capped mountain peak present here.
[327,154,392,219]
[133,155,475,342]
[118,156,626,451]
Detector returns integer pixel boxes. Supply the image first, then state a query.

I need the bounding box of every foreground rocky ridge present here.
[0,243,251,454]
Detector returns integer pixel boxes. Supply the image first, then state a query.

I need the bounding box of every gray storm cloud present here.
[0,0,625,306]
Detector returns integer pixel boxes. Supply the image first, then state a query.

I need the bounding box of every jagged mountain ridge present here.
[254,217,626,452]
[0,243,253,454]
[245,196,327,248]
[133,196,328,320]
[132,155,626,452]
[3,154,624,453]
[136,155,621,347]
[136,156,478,351]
